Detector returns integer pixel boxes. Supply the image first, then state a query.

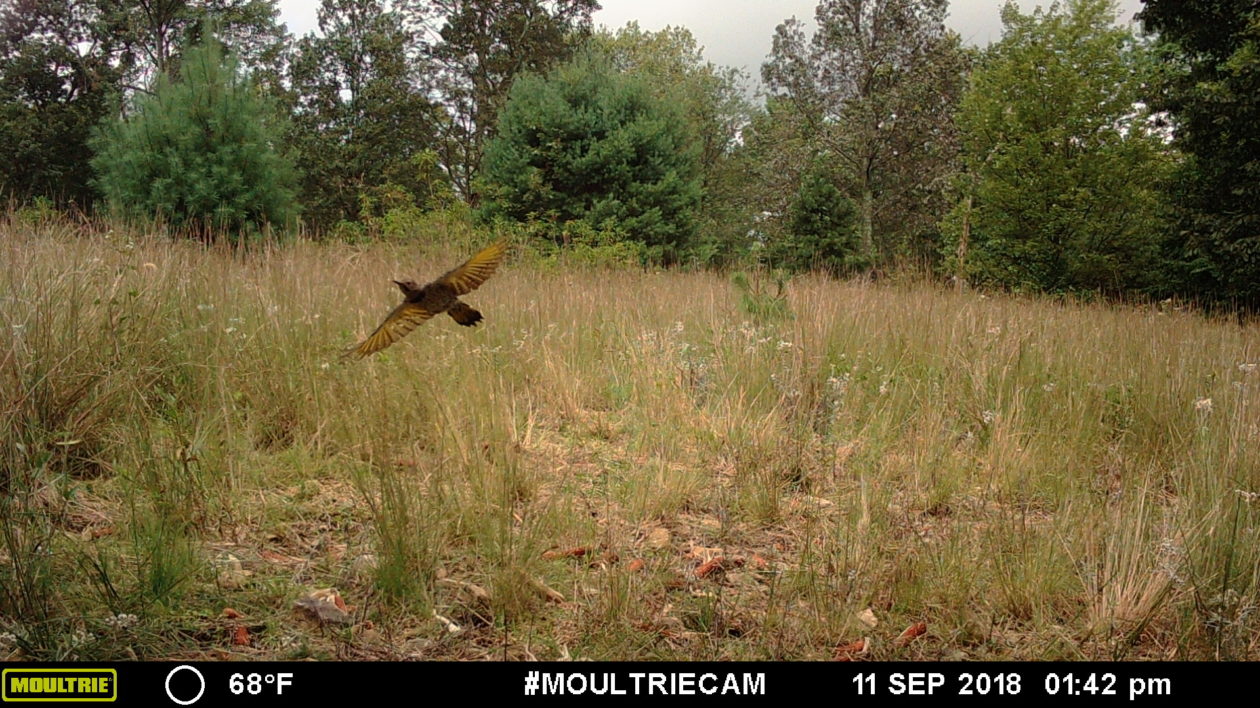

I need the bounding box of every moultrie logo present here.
[2,669,117,702]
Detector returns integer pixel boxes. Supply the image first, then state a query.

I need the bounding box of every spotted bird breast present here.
[410,283,458,314]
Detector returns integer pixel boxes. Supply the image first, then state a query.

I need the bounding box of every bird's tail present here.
[448,301,483,327]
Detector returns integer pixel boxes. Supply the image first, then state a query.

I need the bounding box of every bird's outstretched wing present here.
[348,301,435,358]
[435,240,507,295]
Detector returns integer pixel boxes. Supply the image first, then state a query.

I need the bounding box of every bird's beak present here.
[393,280,404,287]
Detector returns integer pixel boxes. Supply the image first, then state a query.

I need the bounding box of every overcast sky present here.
[277,0,1146,86]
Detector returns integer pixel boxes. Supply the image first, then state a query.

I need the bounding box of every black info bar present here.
[0,662,1237,704]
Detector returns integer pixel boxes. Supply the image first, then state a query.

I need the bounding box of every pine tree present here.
[478,54,702,263]
[769,164,863,274]
[91,33,297,238]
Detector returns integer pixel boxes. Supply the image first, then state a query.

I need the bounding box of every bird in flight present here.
[347,240,507,359]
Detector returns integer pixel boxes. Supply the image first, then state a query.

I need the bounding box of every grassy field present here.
[2,214,1258,662]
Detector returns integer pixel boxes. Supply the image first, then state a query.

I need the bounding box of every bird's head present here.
[393,279,420,293]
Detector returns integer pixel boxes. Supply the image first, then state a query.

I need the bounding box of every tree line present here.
[2,0,1257,309]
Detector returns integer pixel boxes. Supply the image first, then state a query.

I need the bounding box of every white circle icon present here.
[165,665,206,705]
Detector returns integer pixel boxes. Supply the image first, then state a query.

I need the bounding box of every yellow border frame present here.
[2,669,118,703]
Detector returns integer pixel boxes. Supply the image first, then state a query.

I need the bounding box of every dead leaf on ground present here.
[529,577,566,603]
[834,638,868,661]
[293,588,353,625]
[438,577,492,605]
[646,527,672,549]
[259,550,304,565]
[687,545,724,562]
[627,558,646,572]
[895,621,927,647]
[433,611,462,634]
[542,547,589,560]
[696,557,741,579]
[856,608,878,629]
[231,626,250,646]
[215,554,252,590]
[221,608,244,619]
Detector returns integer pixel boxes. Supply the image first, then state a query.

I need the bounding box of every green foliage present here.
[90,35,298,237]
[591,23,755,267]
[765,164,864,274]
[285,0,447,230]
[762,0,969,267]
[732,270,793,323]
[478,53,702,264]
[0,1,287,208]
[1141,0,1260,310]
[422,0,600,200]
[523,219,649,269]
[591,23,751,184]
[10,197,62,227]
[0,2,122,206]
[944,0,1171,295]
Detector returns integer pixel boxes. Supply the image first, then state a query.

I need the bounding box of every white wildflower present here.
[987,325,1002,335]
[981,410,997,425]
[1042,382,1057,392]
[777,340,793,351]
[1194,397,1213,413]
[104,613,138,630]
[224,327,237,334]
[1236,490,1259,505]
[1239,363,1257,375]
[197,304,214,311]
[879,380,890,395]
[1156,537,1186,584]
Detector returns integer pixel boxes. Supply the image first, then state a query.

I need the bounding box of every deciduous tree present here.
[1140,0,1260,309]
[946,0,1169,294]
[409,0,599,202]
[763,0,968,267]
[286,0,445,229]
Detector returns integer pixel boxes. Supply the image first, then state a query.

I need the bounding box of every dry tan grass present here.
[1,214,1258,661]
